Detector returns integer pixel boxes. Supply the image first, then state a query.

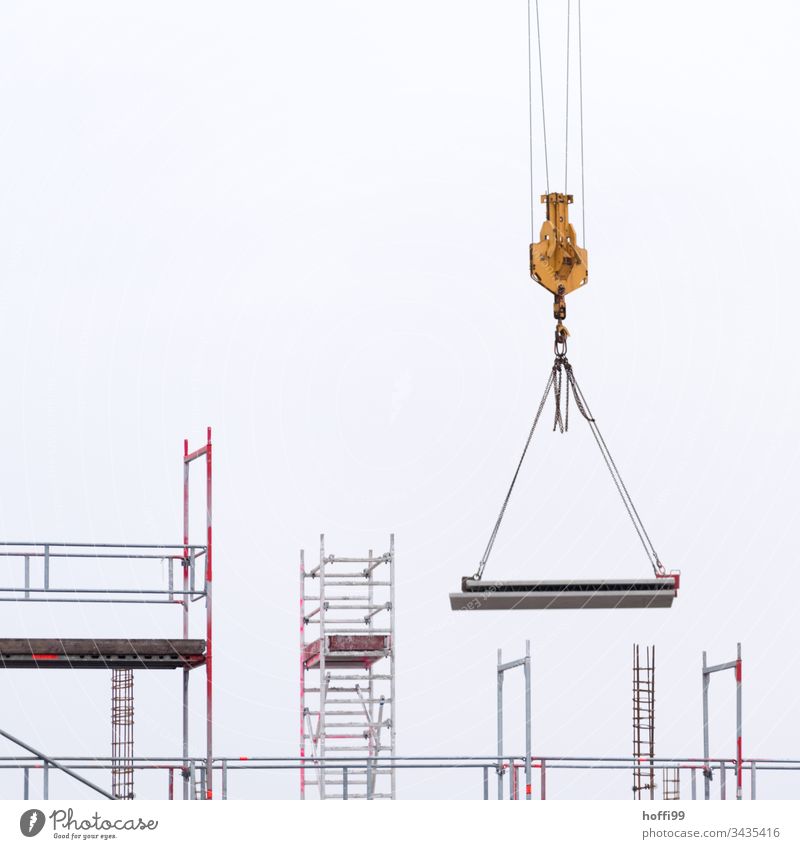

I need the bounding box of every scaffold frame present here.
[0,428,213,800]
[300,534,395,799]
[703,643,743,801]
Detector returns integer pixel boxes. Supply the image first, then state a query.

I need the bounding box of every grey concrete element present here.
[451,578,676,611]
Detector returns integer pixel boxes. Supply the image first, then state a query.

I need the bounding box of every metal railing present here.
[1,754,797,800]
[0,542,208,604]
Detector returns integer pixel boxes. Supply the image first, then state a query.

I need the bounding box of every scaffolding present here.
[0,428,213,800]
[662,767,680,800]
[0,633,788,801]
[300,534,395,799]
[633,644,655,800]
[702,643,743,801]
[111,670,134,799]
[496,641,533,800]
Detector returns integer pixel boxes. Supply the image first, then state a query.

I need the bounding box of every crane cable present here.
[564,0,570,193]
[526,0,536,239]
[531,0,550,200]
[528,0,586,240]
[577,0,586,242]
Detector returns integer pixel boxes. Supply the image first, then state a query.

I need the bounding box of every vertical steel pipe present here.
[389,533,396,800]
[319,534,326,799]
[736,643,742,801]
[182,438,190,802]
[205,427,213,800]
[525,640,532,801]
[497,649,503,800]
[702,651,710,800]
[299,549,306,801]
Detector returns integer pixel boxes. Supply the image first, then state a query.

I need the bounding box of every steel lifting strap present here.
[474,355,665,580]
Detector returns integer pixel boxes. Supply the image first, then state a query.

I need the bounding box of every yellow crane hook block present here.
[530,193,588,326]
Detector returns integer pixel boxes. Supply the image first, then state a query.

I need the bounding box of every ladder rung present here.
[321,581,391,587]
[322,673,391,681]
[306,619,368,625]
[304,734,366,740]
[343,793,393,799]
[304,710,364,716]
[317,572,374,578]
[305,595,372,601]
[309,687,367,693]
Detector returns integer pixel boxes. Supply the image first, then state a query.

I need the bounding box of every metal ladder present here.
[662,767,680,800]
[633,644,656,800]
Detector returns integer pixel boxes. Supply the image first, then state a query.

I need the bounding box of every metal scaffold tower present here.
[633,644,655,800]
[111,670,134,799]
[300,534,395,799]
[0,428,213,801]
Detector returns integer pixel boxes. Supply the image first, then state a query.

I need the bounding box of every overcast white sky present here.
[0,0,799,800]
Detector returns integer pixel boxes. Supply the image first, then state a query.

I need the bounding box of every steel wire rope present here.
[565,365,665,576]
[475,366,556,580]
[533,0,550,195]
[564,0,571,193]
[476,358,664,580]
[577,0,586,242]
[527,0,536,241]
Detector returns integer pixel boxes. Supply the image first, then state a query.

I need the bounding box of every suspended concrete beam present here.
[450,577,677,611]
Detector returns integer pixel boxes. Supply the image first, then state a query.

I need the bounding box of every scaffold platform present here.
[302,635,390,669]
[0,639,206,670]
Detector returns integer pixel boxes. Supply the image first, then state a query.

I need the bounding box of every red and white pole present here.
[205,427,213,799]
